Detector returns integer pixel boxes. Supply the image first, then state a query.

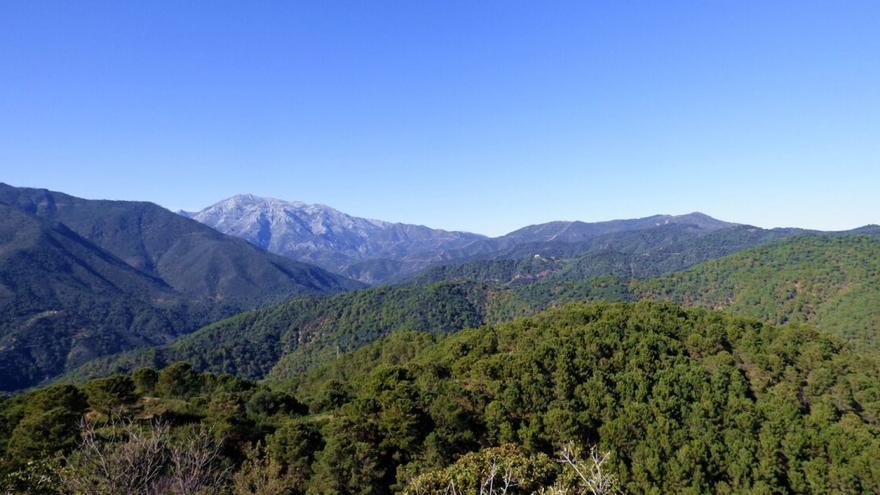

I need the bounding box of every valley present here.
[5,4,877,492]
[2,183,879,494]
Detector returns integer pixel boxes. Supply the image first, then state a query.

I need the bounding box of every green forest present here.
[64,281,501,384]
[5,2,880,492]
[69,235,880,388]
[2,302,879,494]
[633,235,880,349]
[5,227,880,494]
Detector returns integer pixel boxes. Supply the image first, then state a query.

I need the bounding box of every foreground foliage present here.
[290,302,880,493]
[60,419,226,495]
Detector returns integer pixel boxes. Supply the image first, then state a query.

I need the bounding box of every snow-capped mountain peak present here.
[182,195,486,283]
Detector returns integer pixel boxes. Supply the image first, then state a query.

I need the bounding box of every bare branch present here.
[60,419,227,495]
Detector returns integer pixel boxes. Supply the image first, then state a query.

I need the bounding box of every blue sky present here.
[1,1,878,236]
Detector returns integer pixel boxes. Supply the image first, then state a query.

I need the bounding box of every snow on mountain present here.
[182,195,486,283]
[184,195,740,285]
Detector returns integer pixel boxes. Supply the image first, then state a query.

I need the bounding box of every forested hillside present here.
[66,282,502,383]
[633,235,880,350]
[0,184,361,302]
[3,302,879,494]
[0,204,209,391]
[69,234,880,387]
[489,234,880,352]
[0,184,361,391]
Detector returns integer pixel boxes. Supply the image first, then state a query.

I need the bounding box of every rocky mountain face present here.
[185,195,742,284]
[182,195,487,284]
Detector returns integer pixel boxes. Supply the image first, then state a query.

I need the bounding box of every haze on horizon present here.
[2,1,878,236]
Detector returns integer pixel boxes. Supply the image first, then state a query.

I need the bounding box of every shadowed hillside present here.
[0,184,361,391]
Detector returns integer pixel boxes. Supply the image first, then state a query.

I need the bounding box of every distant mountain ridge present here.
[184,194,741,283]
[499,211,736,243]
[407,223,798,287]
[435,212,740,261]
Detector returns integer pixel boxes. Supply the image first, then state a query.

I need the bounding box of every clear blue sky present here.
[1,1,878,236]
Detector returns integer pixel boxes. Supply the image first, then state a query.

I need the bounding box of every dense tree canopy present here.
[633,235,880,350]
[4,302,878,493]
[290,302,880,493]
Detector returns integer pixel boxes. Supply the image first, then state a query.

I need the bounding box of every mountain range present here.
[3,182,879,392]
[181,194,485,284]
[3,182,880,494]
[183,195,743,284]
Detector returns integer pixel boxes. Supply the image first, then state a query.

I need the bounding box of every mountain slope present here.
[65,281,501,383]
[0,205,195,390]
[182,194,486,284]
[0,184,361,303]
[633,234,880,349]
[71,231,880,388]
[493,234,880,350]
[0,184,362,391]
[69,233,880,387]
